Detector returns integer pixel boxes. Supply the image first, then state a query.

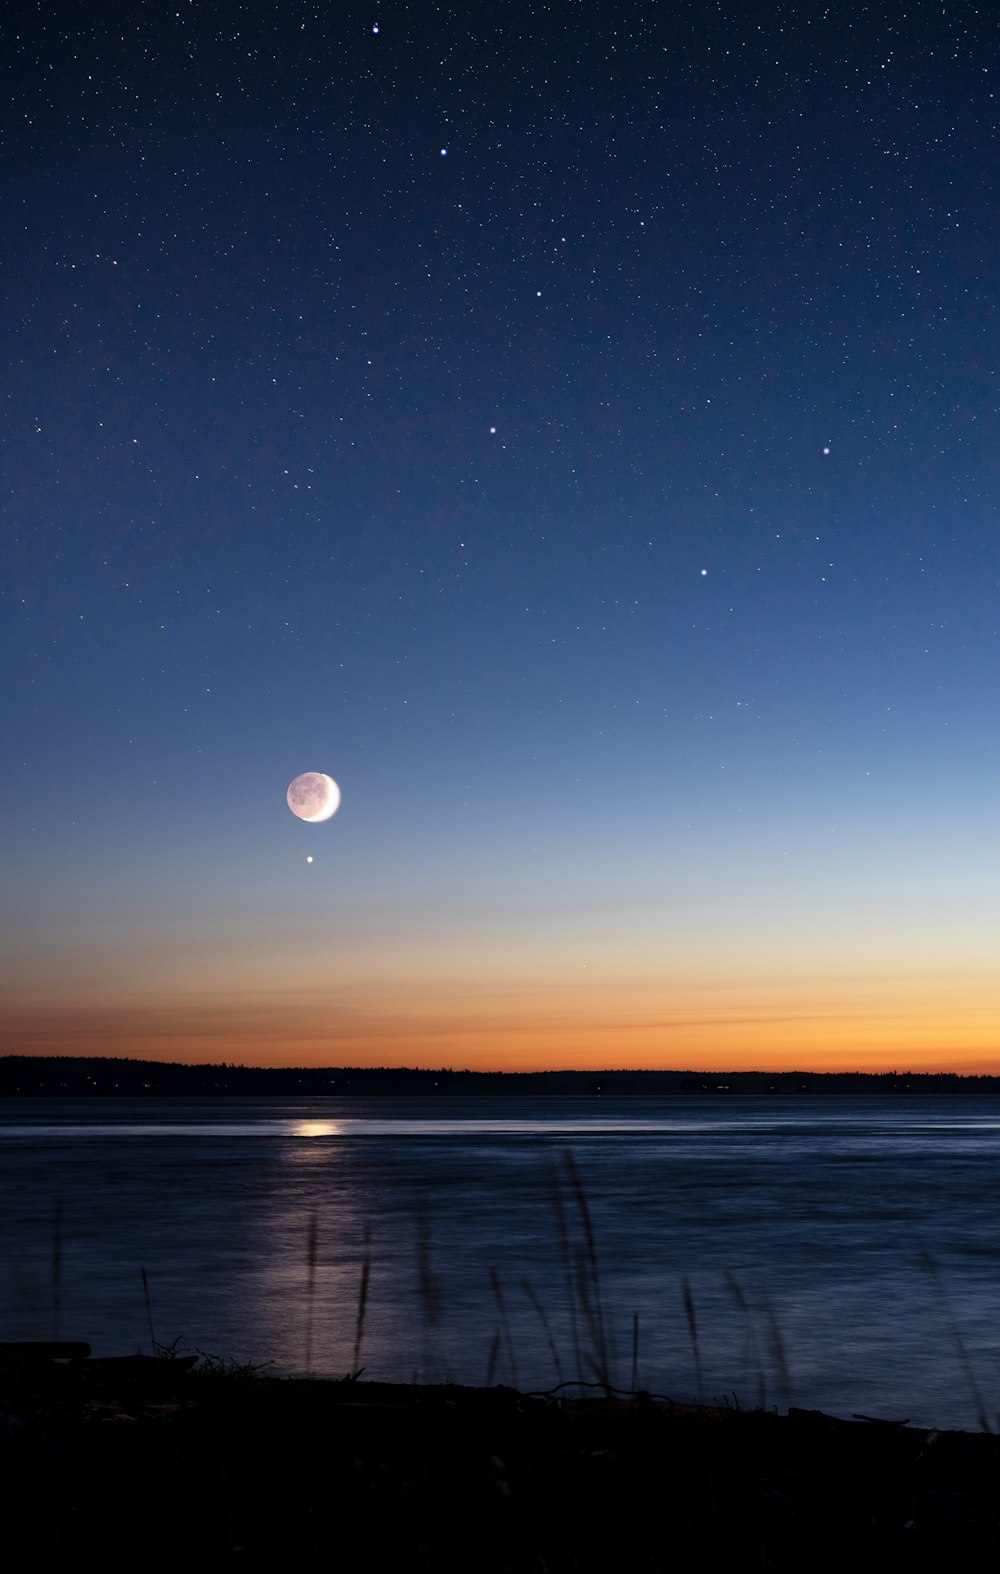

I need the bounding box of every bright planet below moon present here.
[286,772,341,823]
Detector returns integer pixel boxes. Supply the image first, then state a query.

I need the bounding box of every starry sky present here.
[4,1,1000,1072]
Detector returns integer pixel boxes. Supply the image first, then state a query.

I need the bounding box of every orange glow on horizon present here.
[4,986,1000,1076]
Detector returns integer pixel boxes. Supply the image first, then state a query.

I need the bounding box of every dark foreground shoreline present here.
[3,1352,1000,1568]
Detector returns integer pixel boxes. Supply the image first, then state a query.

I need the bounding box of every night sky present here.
[4,1,999,1071]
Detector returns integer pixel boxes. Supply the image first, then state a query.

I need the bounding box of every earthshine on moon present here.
[287,772,341,822]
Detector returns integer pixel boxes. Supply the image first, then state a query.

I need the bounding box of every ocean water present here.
[2,1094,1000,1430]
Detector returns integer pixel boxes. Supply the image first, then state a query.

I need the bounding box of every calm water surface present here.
[3,1094,1000,1430]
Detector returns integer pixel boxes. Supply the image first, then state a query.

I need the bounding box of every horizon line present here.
[3,1055,1000,1081]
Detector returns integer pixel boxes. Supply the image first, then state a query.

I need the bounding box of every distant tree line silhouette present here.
[1,1056,998,1096]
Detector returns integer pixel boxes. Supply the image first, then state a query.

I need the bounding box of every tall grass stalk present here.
[141,1266,157,1351]
[682,1275,703,1403]
[485,1330,501,1387]
[416,1207,442,1328]
[415,1205,444,1380]
[50,1197,63,1342]
[921,1250,991,1432]
[630,1312,639,1396]
[489,1267,519,1389]
[522,1278,564,1385]
[761,1290,792,1409]
[563,1149,611,1392]
[724,1271,766,1410]
[304,1210,318,1377]
[351,1226,372,1377]
[546,1156,584,1388]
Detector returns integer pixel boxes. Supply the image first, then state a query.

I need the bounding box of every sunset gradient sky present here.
[4,1,1000,1072]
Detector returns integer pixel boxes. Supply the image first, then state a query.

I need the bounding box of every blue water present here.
[3,1094,1000,1430]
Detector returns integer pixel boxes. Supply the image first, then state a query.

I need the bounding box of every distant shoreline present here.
[3,1055,1000,1096]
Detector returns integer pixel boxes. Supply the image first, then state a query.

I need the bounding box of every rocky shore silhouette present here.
[3,1343,1000,1567]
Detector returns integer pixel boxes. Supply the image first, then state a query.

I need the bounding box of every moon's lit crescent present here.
[287,772,341,823]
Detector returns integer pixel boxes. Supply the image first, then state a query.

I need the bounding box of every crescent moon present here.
[287,772,341,823]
